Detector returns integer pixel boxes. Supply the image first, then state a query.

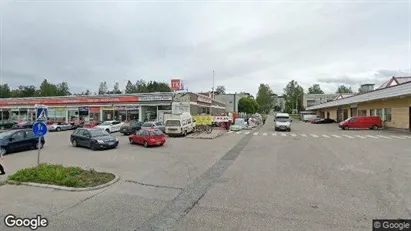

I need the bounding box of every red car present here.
[129,129,166,147]
[339,116,382,130]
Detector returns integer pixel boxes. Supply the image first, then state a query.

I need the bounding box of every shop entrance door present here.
[343,109,349,120]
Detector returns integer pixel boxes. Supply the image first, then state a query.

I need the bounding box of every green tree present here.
[38,79,58,96]
[146,81,172,92]
[98,81,108,95]
[283,80,304,113]
[81,89,91,95]
[238,97,259,114]
[124,80,136,93]
[256,84,274,114]
[336,85,353,93]
[308,84,324,94]
[0,84,11,98]
[107,82,122,94]
[10,85,38,97]
[215,85,226,94]
[56,82,71,96]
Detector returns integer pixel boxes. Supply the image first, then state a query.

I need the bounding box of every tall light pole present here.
[212,70,215,99]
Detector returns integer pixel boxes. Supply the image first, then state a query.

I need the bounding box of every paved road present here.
[1,118,411,230]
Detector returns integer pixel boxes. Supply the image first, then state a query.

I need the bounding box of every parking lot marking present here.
[236,131,242,134]
[272,133,277,136]
[263,133,268,136]
[377,135,391,139]
[281,133,287,137]
[253,132,259,135]
[310,134,319,138]
[331,134,341,138]
[354,135,366,139]
[301,134,307,137]
[366,135,378,139]
[322,135,330,138]
[227,131,233,134]
[291,134,297,137]
[390,135,405,139]
[244,131,250,135]
[343,135,354,138]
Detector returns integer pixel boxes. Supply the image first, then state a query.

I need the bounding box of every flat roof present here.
[306,81,411,110]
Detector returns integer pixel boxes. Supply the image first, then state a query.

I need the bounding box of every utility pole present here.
[212,70,215,99]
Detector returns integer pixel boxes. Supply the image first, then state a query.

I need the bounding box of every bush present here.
[8,163,115,188]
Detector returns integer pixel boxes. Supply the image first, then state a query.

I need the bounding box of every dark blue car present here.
[0,129,45,155]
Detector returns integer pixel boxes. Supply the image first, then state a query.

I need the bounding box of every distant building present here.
[301,94,338,110]
[214,93,251,113]
[377,76,411,89]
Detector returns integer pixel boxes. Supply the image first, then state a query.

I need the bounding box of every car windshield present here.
[166,120,180,126]
[142,123,154,127]
[276,117,290,122]
[149,130,164,136]
[344,117,353,122]
[90,130,110,137]
[101,121,113,125]
[0,131,14,139]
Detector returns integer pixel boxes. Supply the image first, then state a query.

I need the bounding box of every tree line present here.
[0,79,172,98]
[235,82,356,115]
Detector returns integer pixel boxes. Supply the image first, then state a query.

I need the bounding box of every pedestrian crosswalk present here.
[226,131,411,140]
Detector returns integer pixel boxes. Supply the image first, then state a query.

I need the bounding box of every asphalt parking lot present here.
[1,118,411,230]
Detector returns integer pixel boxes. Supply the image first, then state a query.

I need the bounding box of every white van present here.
[164,112,195,136]
[274,113,292,132]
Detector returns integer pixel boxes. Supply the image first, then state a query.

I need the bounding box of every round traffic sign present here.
[32,122,48,136]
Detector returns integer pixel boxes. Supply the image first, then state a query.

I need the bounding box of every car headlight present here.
[115,138,118,141]
[97,140,104,144]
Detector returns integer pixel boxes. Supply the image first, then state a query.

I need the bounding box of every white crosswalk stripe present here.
[343,135,354,138]
[281,133,287,136]
[402,135,411,139]
[263,133,268,136]
[253,132,259,135]
[322,135,330,138]
[390,135,405,139]
[301,134,307,137]
[272,133,277,136]
[291,134,297,137]
[227,131,233,133]
[310,134,319,138]
[244,131,250,135]
[236,131,242,134]
[366,135,378,138]
[354,135,366,139]
[378,135,391,139]
[331,134,341,138]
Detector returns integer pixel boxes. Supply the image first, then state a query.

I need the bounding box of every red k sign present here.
[170,79,182,90]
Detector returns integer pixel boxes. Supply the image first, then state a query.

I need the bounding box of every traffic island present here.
[7,163,119,191]
[186,130,227,139]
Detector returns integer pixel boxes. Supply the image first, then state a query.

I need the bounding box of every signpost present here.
[33,105,48,166]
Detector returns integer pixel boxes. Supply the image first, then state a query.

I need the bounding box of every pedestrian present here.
[0,150,5,175]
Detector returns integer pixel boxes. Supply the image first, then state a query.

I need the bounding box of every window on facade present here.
[376,109,383,119]
[369,109,375,116]
[358,110,367,116]
[384,108,392,122]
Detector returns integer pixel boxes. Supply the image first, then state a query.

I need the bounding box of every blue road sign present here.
[36,108,48,121]
[33,122,48,136]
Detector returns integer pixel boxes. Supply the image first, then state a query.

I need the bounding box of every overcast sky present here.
[0,0,410,96]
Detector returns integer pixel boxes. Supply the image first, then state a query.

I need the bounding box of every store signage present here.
[213,116,231,122]
[116,106,139,110]
[102,106,116,110]
[78,106,89,111]
[170,79,182,91]
[0,96,140,106]
[197,95,212,104]
[139,96,172,101]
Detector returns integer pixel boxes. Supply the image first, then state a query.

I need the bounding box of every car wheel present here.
[90,143,96,150]
[143,141,148,148]
[129,138,134,144]
[72,139,77,147]
[183,130,187,136]
[106,129,110,133]
[372,125,379,130]
[56,127,61,132]
[343,126,348,130]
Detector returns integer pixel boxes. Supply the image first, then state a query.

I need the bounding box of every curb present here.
[6,174,120,192]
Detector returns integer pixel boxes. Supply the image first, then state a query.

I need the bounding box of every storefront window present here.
[79,107,89,121]
[68,109,79,122]
[48,108,66,121]
[158,105,171,110]
[143,106,157,121]
[118,110,127,121]
[0,111,10,120]
[384,108,392,122]
[376,109,383,119]
[102,108,118,121]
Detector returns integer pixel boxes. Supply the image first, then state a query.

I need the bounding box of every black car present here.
[70,128,119,150]
[120,121,144,135]
[0,120,18,130]
[0,129,45,155]
[314,118,336,124]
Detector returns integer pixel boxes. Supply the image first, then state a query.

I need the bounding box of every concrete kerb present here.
[6,174,120,192]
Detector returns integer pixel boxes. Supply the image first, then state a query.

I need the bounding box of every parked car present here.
[83,121,100,129]
[129,129,166,147]
[0,120,17,130]
[312,118,336,124]
[47,122,73,131]
[310,118,322,123]
[141,121,165,133]
[0,129,45,155]
[95,120,123,133]
[339,116,382,130]
[120,121,144,135]
[11,121,34,130]
[70,128,119,150]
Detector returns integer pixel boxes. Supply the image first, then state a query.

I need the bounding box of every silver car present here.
[141,121,165,133]
[48,122,73,132]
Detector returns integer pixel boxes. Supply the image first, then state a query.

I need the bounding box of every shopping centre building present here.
[0,92,226,123]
